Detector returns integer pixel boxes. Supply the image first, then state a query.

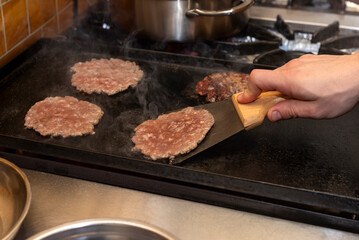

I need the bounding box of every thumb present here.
[267,99,316,122]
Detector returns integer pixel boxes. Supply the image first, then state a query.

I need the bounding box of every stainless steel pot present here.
[110,0,254,42]
[0,157,31,240]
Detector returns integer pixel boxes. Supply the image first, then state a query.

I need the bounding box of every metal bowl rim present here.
[0,157,32,240]
[27,218,179,240]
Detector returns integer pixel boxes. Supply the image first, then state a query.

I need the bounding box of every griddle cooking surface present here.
[0,39,231,161]
[0,39,358,229]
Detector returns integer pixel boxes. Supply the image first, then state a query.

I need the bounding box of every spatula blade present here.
[170,91,287,164]
[170,99,244,164]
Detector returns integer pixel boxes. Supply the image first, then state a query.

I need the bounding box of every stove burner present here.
[311,21,340,43]
[243,22,283,44]
[253,45,346,69]
[275,15,294,40]
[253,49,306,69]
[321,34,359,54]
[76,4,358,69]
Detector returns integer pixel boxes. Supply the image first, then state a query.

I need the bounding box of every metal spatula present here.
[170,91,287,164]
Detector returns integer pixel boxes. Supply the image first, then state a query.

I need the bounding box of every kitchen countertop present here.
[14,169,359,240]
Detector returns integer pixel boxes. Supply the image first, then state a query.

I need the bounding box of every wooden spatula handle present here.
[231,91,287,130]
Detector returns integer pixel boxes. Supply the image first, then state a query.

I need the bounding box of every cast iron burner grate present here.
[74,3,359,69]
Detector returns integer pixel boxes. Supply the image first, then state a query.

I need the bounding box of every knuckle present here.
[307,106,321,118]
[279,103,299,119]
[249,70,260,84]
[285,58,302,67]
[298,54,313,60]
[307,104,328,119]
[287,105,300,119]
[278,67,297,81]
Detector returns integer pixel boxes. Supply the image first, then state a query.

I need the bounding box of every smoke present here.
[134,67,187,119]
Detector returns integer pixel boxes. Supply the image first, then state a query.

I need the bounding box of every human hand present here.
[237,53,359,122]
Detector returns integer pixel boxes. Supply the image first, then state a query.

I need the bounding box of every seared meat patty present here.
[132,107,215,160]
[71,58,144,95]
[24,96,104,137]
[196,72,249,102]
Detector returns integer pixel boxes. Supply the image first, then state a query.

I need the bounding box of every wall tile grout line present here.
[4,10,62,54]
[25,0,31,34]
[58,1,74,14]
[57,1,74,34]
[1,5,7,53]
[0,26,42,60]
[42,15,59,37]
[0,11,63,60]
[0,0,95,64]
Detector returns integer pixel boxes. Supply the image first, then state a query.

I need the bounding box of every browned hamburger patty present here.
[71,58,144,95]
[132,107,215,160]
[24,96,104,137]
[195,72,249,102]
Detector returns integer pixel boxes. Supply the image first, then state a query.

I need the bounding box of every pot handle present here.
[186,0,254,17]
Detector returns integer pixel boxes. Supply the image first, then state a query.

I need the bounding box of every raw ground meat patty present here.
[132,107,215,160]
[71,58,144,95]
[24,96,104,137]
[196,72,249,102]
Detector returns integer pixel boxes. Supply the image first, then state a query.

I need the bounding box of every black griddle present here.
[0,39,358,233]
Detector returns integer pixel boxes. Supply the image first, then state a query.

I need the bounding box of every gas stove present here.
[71,1,359,67]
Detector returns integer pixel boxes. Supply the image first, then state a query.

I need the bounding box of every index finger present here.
[237,69,284,103]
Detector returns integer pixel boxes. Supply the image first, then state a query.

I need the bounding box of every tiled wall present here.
[0,0,98,67]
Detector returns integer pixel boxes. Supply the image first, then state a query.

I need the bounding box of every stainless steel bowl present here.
[0,157,31,240]
[27,219,178,240]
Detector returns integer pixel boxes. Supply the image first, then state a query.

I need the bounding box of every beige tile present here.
[28,0,57,32]
[3,0,28,50]
[58,2,73,33]
[42,16,58,38]
[0,30,41,68]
